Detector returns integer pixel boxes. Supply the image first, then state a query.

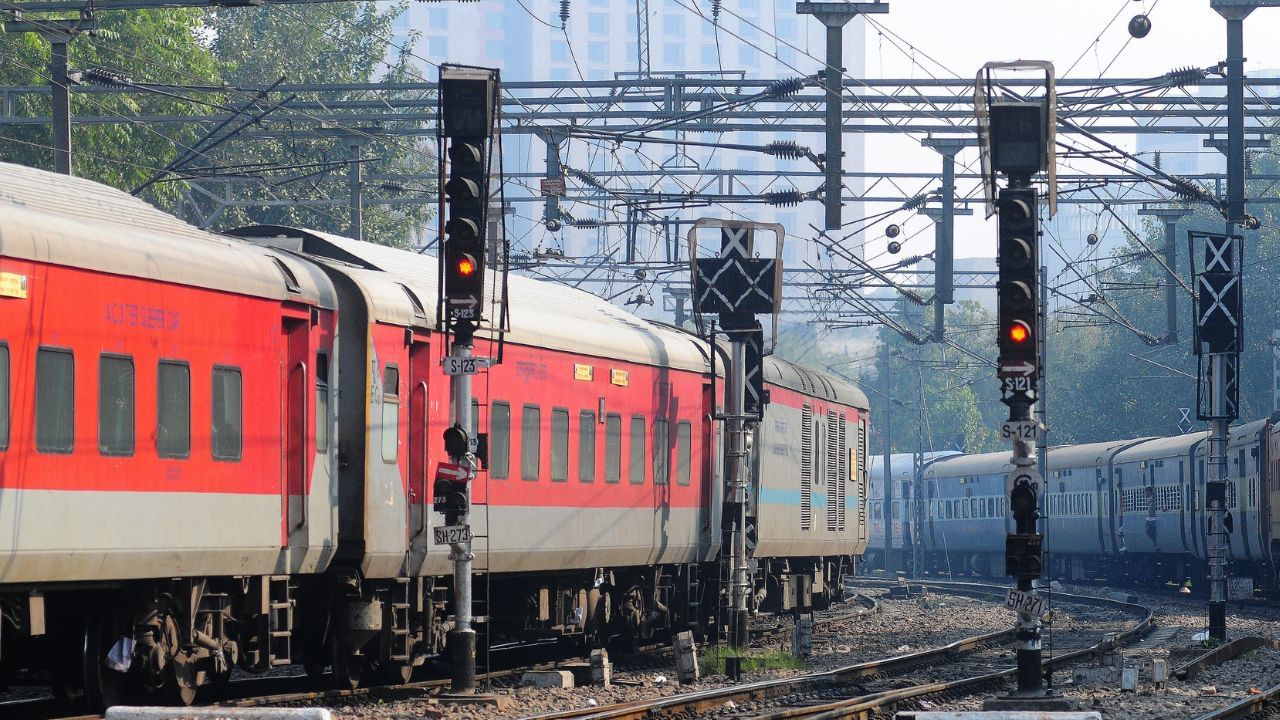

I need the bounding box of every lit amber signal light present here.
[1007,320,1032,345]
[455,254,477,276]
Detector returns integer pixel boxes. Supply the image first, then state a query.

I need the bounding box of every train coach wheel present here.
[382,660,412,685]
[167,665,198,707]
[331,644,363,691]
[82,611,128,710]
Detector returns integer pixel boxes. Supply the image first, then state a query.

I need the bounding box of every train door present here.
[699,381,720,560]
[407,335,431,561]
[282,314,310,547]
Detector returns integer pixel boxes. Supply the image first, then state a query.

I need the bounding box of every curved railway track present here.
[1191,683,1280,720]
[519,581,1153,720]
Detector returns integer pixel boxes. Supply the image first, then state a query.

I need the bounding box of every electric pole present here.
[4,15,97,175]
[796,1,889,230]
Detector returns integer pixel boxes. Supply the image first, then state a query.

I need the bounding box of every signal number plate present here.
[433,525,472,545]
[1000,421,1039,442]
[1005,588,1047,618]
[442,356,492,376]
[1002,376,1034,393]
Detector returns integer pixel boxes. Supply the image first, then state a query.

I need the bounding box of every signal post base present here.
[434,693,513,712]
[983,693,1082,713]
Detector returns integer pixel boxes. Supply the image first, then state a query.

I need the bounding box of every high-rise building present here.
[393,0,870,320]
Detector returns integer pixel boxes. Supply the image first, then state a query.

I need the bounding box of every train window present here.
[381,366,399,463]
[212,366,243,461]
[551,408,569,482]
[98,354,134,457]
[578,411,596,483]
[96,351,135,453]
[629,416,646,485]
[156,359,190,458]
[605,413,621,484]
[471,399,480,442]
[676,421,692,486]
[892,501,900,518]
[961,500,969,518]
[0,343,7,450]
[490,402,511,479]
[521,405,541,480]
[652,419,670,486]
[315,353,329,453]
[987,498,995,517]
[36,347,75,453]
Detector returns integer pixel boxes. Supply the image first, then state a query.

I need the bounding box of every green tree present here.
[182,2,433,247]
[862,301,1005,456]
[1045,155,1280,443]
[0,9,219,208]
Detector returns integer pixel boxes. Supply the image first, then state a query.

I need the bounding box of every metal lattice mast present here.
[635,0,650,77]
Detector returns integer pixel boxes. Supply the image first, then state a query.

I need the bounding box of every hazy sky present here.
[849,1,1280,259]
[866,1,1280,79]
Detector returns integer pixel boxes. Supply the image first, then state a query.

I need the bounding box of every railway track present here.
[1191,682,1280,720]
[4,595,882,720]
[519,581,1153,720]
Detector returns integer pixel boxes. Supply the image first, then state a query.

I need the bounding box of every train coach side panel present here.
[474,342,707,573]
[754,385,865,559]
[0,256,337,583]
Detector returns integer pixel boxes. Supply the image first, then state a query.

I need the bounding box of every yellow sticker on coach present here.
[0,272,27,298]
[610,369,629,386]
[574,363,594,381]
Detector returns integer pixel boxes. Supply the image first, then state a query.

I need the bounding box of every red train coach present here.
[232,226,718,673]
[0,164,338,705]
[0,162,869,707]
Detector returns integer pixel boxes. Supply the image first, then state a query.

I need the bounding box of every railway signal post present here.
[438,64,499,694]
[975,62,1068,709]
[690,219,783,649]
[1190,230,1244,642]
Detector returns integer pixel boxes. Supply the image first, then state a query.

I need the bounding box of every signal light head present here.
[455,254,477,277]
[1007,320,1031,345]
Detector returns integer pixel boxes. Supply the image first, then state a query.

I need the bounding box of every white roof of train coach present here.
[1113,432,1208,465]
[869,452,961,484]
[0,163,332,306]
[1047,438,1156,471]
[923,451,1012,481]
[231,226,710,374]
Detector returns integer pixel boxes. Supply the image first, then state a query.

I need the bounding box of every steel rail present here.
[524,582,1152,720]
[521,629,1017,720]
[1191,681,1280,720]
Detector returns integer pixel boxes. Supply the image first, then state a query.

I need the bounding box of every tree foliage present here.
[0,3,432,247]
[182,2,432,247]
[0,9,218,208]
[186,1,432,244]
[859,301,1007,456]
[1044,163,1280,443]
